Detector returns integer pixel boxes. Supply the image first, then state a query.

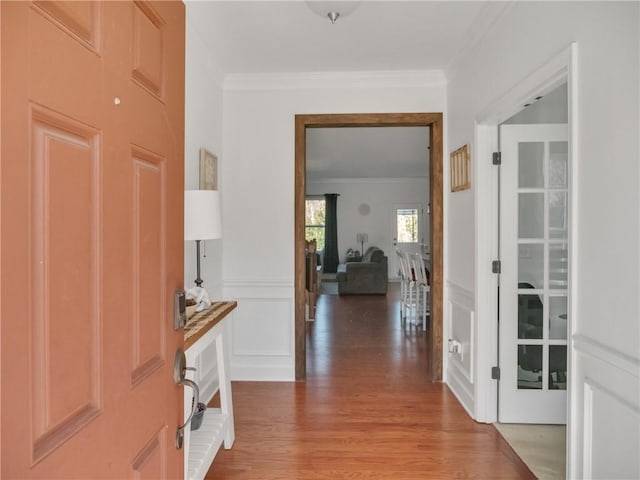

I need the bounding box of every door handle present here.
[173,349,200,449]
[178,378,200,428]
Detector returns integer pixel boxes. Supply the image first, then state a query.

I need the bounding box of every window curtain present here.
[323,193,339,273]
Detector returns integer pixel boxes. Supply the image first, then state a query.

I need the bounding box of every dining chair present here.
[409,252,430,329]
[395,248,415,326]
[395,248,406,323]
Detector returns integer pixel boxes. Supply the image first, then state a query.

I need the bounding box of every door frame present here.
[294,113,444,381]
[474,42,577,473]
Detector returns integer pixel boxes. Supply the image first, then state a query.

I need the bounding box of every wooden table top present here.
[184,301,237,350]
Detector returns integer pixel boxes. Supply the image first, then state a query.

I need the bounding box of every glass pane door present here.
[499,124,569,424]
[517,139,568,391]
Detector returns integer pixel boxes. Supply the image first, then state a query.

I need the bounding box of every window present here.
[396,207,419,243]
[305,198,326,251]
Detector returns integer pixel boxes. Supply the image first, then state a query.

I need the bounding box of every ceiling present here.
[306,126,430,180]
[187,1,501,180]
[188,1,493,75]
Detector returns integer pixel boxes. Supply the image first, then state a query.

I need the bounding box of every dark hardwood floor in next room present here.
[207,283,534,479]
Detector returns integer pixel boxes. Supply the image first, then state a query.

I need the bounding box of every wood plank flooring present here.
[207,284,534,479]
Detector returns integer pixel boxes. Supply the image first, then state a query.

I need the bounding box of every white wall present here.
[306,178,429,276]
[446,2,639,478]
[184,5,224,299]
[222,72,446,380]
[183,5,226,400]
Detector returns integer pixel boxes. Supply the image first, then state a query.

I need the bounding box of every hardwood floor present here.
[207,284,534,479]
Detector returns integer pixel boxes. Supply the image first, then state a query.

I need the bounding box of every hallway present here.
[208,284,534,479]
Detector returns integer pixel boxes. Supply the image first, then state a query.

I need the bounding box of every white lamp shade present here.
[184,190,222,240]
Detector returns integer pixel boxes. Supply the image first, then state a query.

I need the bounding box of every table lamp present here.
[184,190,222,287]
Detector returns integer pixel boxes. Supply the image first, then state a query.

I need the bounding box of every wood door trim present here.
[294,112,444,381]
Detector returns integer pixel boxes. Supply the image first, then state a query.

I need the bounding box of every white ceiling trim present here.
[223,69,446,91]
[445,1,514,82]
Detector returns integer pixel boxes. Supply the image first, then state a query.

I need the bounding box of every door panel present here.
[131,1,165,98]
[1,1,185,477]
[131,148,167,386]
[499,124,569,424]
[30,105,102,463]
[32,1,100,49]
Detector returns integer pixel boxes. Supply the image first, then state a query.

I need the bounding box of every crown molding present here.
[446,1,514,83]
[223,70,447,92]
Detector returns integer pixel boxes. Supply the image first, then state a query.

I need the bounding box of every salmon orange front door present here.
[1,1,185,477]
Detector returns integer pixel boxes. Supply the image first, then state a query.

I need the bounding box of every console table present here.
[183,301,237,480]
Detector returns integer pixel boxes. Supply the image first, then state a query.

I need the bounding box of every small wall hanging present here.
[450,144,471,192]
[199,148,218,190]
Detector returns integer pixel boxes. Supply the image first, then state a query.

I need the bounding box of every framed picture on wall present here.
[450,144,471,192]
[199,148,218,190]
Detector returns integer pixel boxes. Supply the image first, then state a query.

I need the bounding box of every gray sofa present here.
[336,246,388,295]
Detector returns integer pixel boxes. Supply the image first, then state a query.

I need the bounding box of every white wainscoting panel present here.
[572,334,640,479]
[445,282,476,417]
[223,280,295,381]
[231,299,292,356]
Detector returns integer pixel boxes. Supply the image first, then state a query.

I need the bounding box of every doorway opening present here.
[472,44,577,478]
[294,113,443,381]
[493,82,570,479]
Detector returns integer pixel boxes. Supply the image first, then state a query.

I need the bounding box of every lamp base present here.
[194,239,204,287]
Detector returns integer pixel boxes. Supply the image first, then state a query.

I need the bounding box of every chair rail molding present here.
[572,332,640,479]
[572,334,640,377]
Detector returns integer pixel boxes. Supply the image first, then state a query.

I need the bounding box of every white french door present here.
[392,204,421,276]
[498,124,569,424]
